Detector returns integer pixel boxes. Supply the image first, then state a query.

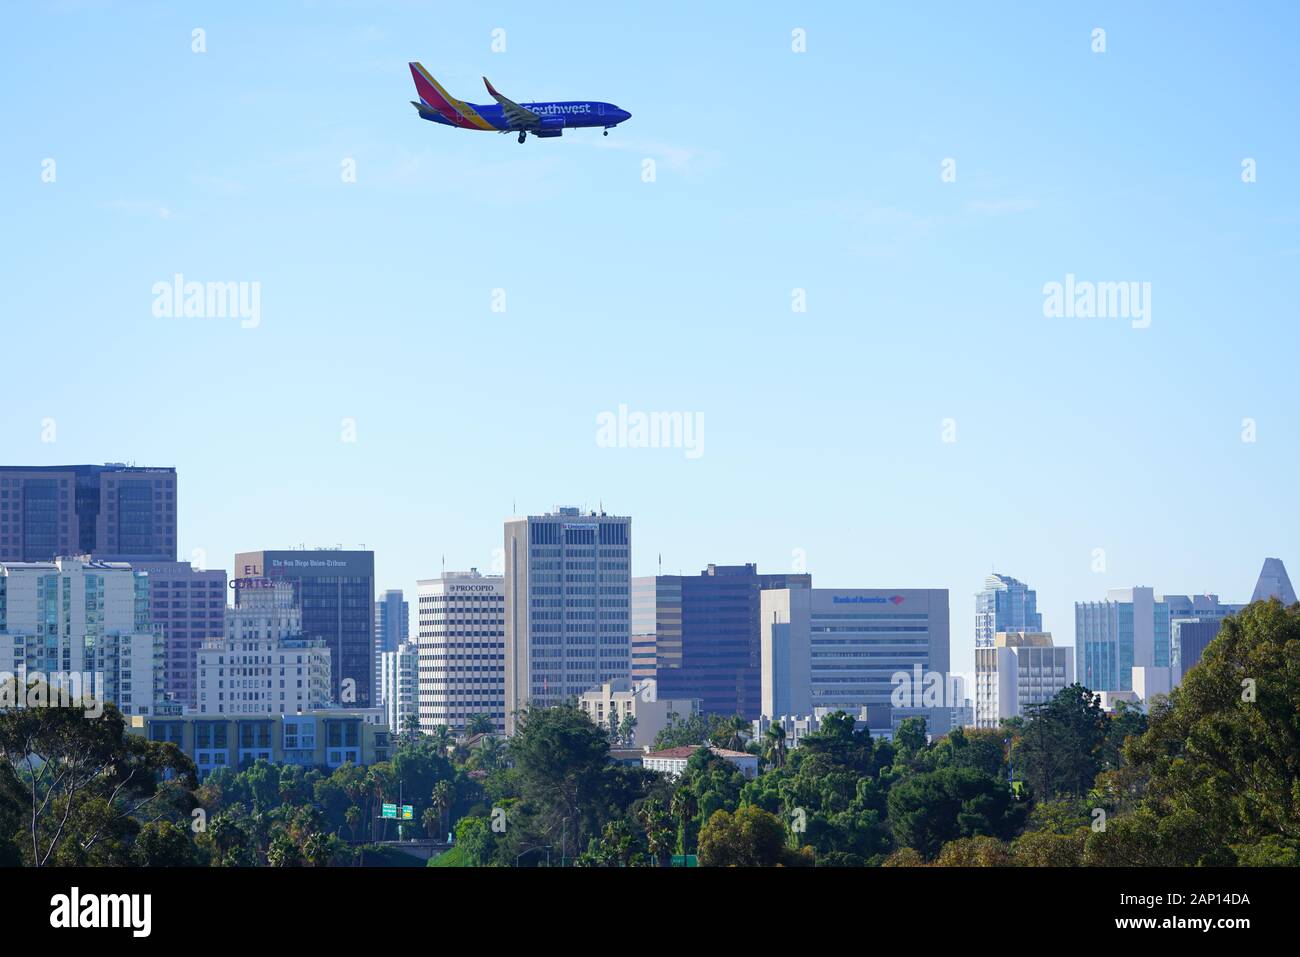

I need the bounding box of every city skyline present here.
[1,466,1284,684]
[6,2,1299,685]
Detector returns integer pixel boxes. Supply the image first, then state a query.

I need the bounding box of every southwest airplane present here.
[408,62,631,143]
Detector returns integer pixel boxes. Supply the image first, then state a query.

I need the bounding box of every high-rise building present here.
[416,569,505,734]
[1171,618,1222,681]
[760,587,952,734]
[630,576,664,682]
[0,464,177,563]
[633,564,811,719]
[134,561,227,709]
[1251,557,1296,605]
[1075,588,1242,692]
[374,588,409,696]
[975,574,1042,649]
[974,631,1073,729]
[233,550,375,708]
[380,639,419,735]
[0,556,164,715]
[503,507,631,734]
[197,580,332,715]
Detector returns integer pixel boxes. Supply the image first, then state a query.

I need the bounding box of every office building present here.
[632,564,811,719]
[1171,617,1221,681]
[129,710,391,777]
[234,550,375,708]
[630,576,662,682]
[1076,588,1242,692]
[503,508,631,734]
[374,588,409,695]
[752,714,823,750]
[1251,557,1296,605]
[974,631,1074,728]
[196,580,332,715]
[134,561,227,709]
[575,677,700,749]
[975,574,1042,649]
[642,745,759,780]
[417,569,505,734]
[1131,665,1174,704]
[0,556,164,715]
[381,639,419,735]
[761,587,952,734]
[0,464,177,563]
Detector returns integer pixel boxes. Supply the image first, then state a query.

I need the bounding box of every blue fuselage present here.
[420,101,631,132]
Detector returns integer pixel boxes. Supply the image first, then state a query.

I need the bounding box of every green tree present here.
[465,714,495,736]
[132,820,199,866]
[932,835,1013,867]
[762,723,788,771]
[637,799,674,867]
[1086,600,1300,865]
[697,806,812,867]
[886,766,1026,859]
[454,815,497,866]
[1013,684,1109,798]
[1098,700,1148,771]
[430,780,455,839]
[267,831,300,867]
[0,689,197,866]
[710,715,750,752]
[506,705,612,862]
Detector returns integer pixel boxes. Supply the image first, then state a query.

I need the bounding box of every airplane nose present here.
[620,109,632,122]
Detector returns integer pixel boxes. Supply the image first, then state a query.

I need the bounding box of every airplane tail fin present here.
[408,62,463,121]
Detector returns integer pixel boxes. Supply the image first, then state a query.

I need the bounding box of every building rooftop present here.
[644,745,751,760]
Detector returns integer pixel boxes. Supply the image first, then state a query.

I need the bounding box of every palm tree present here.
[763,722,788,770]
[473,735,504,771]
[400,713,422,741]
[302,832,333,867]
[421,806,439,840]
[430,780,455,840]
[428,724,452,754]
[465,714,494,736]
[637,800,674,867]
[712,715,749,751]
[670,787,698,855]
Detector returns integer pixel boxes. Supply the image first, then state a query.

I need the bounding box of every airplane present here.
[408,62,631,143]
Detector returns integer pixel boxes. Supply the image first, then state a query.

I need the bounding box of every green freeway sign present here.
[381,803,397,819]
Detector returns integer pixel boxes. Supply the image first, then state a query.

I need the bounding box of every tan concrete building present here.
[575,677,699,749]
[129,709,391,777]
[974,631,1073,728]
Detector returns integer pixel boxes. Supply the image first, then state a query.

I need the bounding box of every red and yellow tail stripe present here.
[409,62,498,130]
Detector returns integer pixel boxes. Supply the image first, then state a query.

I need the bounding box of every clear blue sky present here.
[4,2,1298,680]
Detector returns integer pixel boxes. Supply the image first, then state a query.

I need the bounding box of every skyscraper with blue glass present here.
[1075,587,1242,692]
[974,574,1042,648]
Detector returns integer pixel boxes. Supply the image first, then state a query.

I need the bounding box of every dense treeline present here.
[1,598,1296,866]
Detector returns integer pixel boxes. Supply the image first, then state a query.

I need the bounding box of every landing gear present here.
[517,131,526,144]
[603,129,609,136]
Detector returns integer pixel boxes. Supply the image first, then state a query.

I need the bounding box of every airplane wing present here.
[483,77,542,128]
